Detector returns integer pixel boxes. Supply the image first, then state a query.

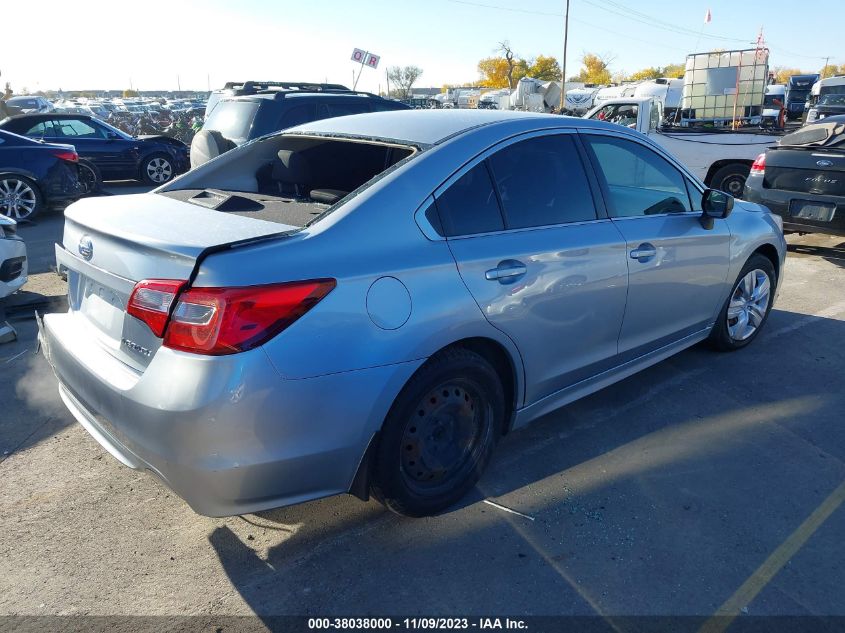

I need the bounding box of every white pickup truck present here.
[583,97,783,196]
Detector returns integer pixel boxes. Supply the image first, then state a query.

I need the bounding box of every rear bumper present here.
[743,176,845,237]
[38,310,421,516]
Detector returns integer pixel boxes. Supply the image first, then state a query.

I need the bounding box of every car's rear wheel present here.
[0,175,42,221]
[77,160,102,196]
[711,163,750,197]
[371,348,504,517]
[141,154,174,185]
[709,254,776,351]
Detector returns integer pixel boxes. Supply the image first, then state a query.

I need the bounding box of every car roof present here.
[3,112,92,121]
[285,109,611,146]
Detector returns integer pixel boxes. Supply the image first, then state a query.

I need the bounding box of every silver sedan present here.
[39,110,786,517]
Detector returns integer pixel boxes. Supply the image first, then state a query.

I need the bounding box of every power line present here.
[446,0,689,53]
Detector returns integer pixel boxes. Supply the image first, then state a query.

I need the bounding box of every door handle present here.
[485,260,527,281]
[630,243,657,261]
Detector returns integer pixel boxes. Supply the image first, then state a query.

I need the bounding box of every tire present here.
[710,164,750,198]
[140,153,175,185]
[77,160,102,196]
[708,254,776,351]
[0,174,43,221]
[371,348,505,517]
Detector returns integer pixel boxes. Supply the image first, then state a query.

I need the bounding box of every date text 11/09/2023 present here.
[307,618,529,630]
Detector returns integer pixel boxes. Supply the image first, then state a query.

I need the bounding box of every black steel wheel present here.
[372,348,504,517]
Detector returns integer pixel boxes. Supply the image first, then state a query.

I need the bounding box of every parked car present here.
[5,96,54,114]
[0,129,81,220]
[204,80,351,118]
[0,214,27,299]
[0,113,189,186]
[805,93,845,124]
[743,117,844,236]
[191,83,409,167]
[39,110,785,518]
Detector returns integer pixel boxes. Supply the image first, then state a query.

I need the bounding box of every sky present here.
[1,0,839,93]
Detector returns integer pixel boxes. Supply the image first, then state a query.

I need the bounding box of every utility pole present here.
[559,0,570,112]
[822,56,830,77]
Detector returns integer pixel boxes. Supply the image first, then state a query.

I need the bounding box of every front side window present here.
[584,135,691,217]
[487,135,597,229]
[435,162,504,237]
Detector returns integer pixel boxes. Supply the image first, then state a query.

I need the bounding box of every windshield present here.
[204,100,260,143]
[819,94,845,106]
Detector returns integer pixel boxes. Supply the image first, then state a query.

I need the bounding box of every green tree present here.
[387,65,424,100]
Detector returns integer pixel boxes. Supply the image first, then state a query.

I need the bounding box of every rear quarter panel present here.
[193,136,530,397]
[724,201,787,294]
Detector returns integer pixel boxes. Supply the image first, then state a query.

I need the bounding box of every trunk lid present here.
[764,148,845,196]
[59,193,294,370]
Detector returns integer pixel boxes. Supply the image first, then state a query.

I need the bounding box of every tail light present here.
[127,279,187,337]
[51,150,79,163]
[127,278,335,355]
[750,153,766,175]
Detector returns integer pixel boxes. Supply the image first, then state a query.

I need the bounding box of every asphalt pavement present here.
[0,195,843,624]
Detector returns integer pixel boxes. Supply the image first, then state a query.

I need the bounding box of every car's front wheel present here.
[141,154,174,185]
[709,254,776,351]
[371,348,504,517]
[0,175,43,221]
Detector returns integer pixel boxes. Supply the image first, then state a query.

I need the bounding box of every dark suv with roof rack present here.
[192,81,409,168]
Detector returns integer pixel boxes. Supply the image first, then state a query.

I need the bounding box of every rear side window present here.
[584,135,691,217]
[488,135,597,229]
[278,104,317,129]
[204,100,261,143]
[435,163,504,237]
[321,101,372,118]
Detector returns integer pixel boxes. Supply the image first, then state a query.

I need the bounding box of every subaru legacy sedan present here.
[39,110,786,517]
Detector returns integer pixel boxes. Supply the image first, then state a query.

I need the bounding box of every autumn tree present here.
[662,62,686,78]
[528,55,562,81]
[123,89,139,97]
[570,53,614,85]
[387,65,424,100]
[629,67,663,81]
[478,56,528,88]
[820,62,845,79]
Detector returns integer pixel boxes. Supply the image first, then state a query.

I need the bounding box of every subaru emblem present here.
[816,159,834,168]
[78,236,93,261]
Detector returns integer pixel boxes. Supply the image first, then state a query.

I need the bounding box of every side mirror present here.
[106,131,120,140]
[700,189,734,229]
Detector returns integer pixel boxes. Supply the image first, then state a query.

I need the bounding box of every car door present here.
[433,131,629,405]
[53,118,137,178]
[581,131,731,360]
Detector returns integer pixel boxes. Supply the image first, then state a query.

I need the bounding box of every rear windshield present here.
[161,135,416,227]
[204,100,261,144]
[10,98,38,107]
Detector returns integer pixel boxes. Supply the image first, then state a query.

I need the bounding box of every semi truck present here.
[785,74,819,120]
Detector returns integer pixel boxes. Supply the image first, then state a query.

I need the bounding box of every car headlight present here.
[807,109,818,122]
